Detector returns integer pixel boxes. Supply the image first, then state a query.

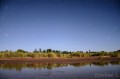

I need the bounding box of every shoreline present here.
[0,57,120,64]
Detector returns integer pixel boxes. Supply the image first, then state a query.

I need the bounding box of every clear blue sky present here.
[0,0,120,52]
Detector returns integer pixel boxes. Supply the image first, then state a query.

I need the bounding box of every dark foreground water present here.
[0,62,120,79]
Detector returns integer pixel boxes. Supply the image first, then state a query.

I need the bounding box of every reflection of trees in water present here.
[110,62,120,65]
[92,62,120,66]
[92,62,108,66]
[0,63,68,71]
[71,62,90,67]
[0,62,120,71]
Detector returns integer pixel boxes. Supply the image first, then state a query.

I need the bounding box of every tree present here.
[89,50,91,53]
[54,50,61,53]
[62,51,69,54]
[39,48,42,52]
[52,50,55,53]
[33,49,38,53]
[47,49,52,53]
[116,50,120,53]
[43,50,46,53]
[16,49,25,53]
[5,50,9,52]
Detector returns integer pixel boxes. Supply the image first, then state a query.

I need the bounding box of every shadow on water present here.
[0,62,120,71]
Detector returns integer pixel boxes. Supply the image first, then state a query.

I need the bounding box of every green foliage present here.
[62,54,71,58]
[47,53,57,58]
[56,53,63,57]
[109,52,119,57]
[91,52,108,56]
[71,52,81,57]
[47,49,52,53]
[71,52,90,57]
[0,49,120,58]
[16,49,26,53]
[99,51,108,56]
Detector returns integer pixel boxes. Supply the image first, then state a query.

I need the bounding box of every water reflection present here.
[0,62,120,71]
[92,62,120,66]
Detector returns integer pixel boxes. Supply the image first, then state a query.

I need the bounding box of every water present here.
[0,62,120,79]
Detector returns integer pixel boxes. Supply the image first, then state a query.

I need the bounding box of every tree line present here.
[0,49,120,58]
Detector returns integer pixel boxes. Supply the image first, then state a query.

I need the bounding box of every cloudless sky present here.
[0,0,120,52]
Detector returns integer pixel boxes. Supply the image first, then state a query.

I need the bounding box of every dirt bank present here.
[0,57,120,64]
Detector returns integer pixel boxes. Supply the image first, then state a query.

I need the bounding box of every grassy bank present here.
[0,49,120,58]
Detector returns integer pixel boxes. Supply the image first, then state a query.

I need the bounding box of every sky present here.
[0,0,120,52]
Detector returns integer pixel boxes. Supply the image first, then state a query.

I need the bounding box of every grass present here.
[0,49,120,58]
[0,51,120,58]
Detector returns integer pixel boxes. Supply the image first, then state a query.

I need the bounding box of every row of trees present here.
[33,48,76,54]
[0,49,120,58]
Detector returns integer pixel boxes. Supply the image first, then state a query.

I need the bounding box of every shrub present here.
[47,53,57,58]
[109,53,118,57]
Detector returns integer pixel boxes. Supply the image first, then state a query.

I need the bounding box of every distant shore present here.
[0,57,120,64]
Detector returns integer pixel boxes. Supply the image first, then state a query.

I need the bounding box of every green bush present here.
[47,53,57,58]
[109,53,118,57]
[56,53,63,57]
[71,52,81,57]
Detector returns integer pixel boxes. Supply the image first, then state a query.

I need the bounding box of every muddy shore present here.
[0,57,120,64]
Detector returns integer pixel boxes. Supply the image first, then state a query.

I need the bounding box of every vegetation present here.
[0,49,120,58]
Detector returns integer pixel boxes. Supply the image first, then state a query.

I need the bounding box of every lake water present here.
[0,62,120,79]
